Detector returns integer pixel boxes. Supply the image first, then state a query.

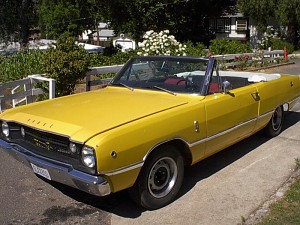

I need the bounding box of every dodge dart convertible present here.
[1,56,300,209]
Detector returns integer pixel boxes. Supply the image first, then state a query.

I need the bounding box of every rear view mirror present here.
[222,80,232,94]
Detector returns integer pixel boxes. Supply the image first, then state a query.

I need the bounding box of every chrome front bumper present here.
[0,139,111,196]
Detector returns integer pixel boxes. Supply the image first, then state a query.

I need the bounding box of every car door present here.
[204,84,260,157]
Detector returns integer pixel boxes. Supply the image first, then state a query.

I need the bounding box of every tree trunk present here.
[19,0,30,48]
[287,23,299,48]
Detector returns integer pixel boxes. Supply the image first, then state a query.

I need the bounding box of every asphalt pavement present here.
[0,62,300,225]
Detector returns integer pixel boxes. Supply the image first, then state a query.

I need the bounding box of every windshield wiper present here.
[153,86,176,96]
[111,82,134,91]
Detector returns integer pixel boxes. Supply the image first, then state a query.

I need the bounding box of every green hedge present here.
[0,49,44,83]
[271,39,294,54]
[209,38,252,55]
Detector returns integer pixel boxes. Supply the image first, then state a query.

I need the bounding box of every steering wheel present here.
[176,79,187,85]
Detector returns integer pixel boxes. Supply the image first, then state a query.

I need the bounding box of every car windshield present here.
[111,56,210,95]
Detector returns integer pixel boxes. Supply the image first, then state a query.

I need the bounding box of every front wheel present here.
[130,146,184,210]
[263,106,284,137]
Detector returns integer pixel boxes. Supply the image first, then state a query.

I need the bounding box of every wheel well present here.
[145,139,192,166]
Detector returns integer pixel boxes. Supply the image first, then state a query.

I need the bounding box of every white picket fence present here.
[0,75,55,112]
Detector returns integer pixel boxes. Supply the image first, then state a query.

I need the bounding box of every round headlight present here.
[81,146,96,168]
[69,143,77,153]
[2,122,9,137]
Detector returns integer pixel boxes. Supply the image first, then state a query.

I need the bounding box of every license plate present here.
[30,163,51,180]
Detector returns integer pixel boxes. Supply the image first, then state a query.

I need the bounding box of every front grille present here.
[24,126,70,155]
[2,121,96,175]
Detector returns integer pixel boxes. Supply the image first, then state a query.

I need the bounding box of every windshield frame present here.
[110,56,216,96]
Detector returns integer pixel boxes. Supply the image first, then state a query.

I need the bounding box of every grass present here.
[258,160,300,225]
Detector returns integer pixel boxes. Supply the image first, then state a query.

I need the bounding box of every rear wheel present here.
[130,145,184,210]
[263,106,284,137]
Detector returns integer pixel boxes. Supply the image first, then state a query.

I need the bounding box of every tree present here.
[276,0,300,47]
[238,0,300,47]
[237,0,276,28]
[41,34,89,96]
[96,0,237,44]
[0,0,38,46]
[38,0,97,39]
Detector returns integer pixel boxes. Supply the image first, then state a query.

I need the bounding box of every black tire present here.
[263,106,284,137]
[130,145,184,210]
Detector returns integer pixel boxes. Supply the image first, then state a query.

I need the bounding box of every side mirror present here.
[222,80,232,94]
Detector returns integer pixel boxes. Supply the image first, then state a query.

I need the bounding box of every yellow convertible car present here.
[1,56,300,209]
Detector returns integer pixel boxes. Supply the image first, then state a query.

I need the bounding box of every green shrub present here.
[88,49,136,67]
[41,34,89,96]
[184,41,206,57]
[209,39,252,55]
[0,49,43,83]
[271,39,294,54]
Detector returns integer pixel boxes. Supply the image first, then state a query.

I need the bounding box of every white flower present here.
[138,30,186,56]
[146,30,154,36]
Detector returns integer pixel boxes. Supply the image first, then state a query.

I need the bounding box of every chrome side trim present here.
[189,117,256,148]
[100,161,144,176]
[100,110,275,176]
[189,110,273,148]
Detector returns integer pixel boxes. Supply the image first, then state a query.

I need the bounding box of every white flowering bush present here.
[137,30,186,56]
[257,26,279,50]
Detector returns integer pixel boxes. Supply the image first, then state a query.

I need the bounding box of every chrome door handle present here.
[251,92,260,100]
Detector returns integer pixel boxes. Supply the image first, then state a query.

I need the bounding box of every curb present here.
[244,168,300,225]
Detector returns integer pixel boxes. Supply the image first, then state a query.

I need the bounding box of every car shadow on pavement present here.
[46,111,300,219]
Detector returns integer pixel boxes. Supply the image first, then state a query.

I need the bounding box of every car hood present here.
[2,87,196,143]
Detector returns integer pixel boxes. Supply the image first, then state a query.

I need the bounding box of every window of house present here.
[216,18,231,33]
[236,19,247,31]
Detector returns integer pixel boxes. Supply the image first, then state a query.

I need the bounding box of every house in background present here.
[209,12,249,40]
[79,23,136,51]
[79,23,115,47]
[208,12,280,49]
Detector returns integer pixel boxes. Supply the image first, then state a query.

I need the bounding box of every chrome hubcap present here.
[148,157,178,198]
